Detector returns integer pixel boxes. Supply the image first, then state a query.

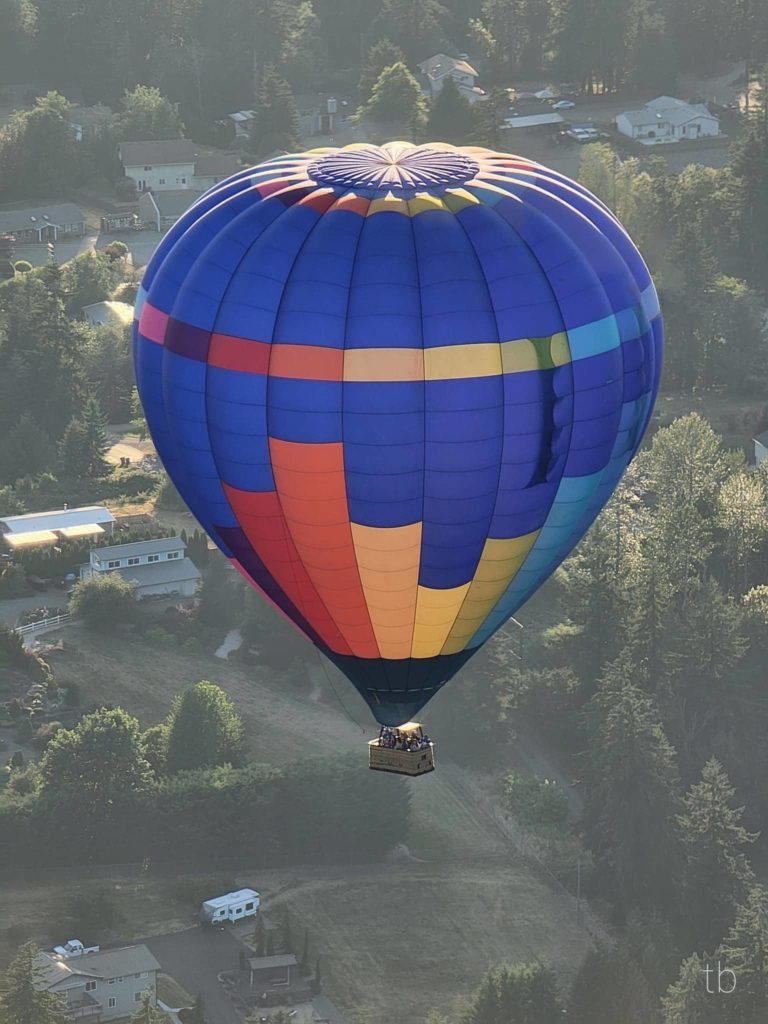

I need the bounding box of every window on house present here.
[127,557,140,566]
[116,977,124,983]
[180,177,186,184]
[85,981,97,992]
[108,559,120,568]
[108,978,115,985]
[134,992,143,1002]
[167,551,180,559]
[108,997,117,1008]
[148,554,160,563]
[144,165,152,170]
[158,178,166,185]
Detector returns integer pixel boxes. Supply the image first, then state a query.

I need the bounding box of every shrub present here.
[503,770,570,829]
[13,260,32,274]
[69,572,138,629]
[0,565,33,599]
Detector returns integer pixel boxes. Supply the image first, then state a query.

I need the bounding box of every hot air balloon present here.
[133,142,662,775]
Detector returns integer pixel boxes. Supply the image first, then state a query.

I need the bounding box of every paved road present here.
[143,926,246,1024]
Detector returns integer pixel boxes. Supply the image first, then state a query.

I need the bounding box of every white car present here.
[552,99,576,109]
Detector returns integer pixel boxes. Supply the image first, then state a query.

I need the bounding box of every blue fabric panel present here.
[206,367,273,492]
[273,209,367,347]
[346,212,423,348]
[344,381,424,527]
[267,378,342,443]
[456,203,565,338]
[411,210,498,345]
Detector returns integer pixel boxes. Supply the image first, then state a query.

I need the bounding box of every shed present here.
[247,954,298,990]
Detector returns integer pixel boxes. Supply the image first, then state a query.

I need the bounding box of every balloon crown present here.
[308,142,480,195]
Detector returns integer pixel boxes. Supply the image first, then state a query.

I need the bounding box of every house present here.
[118,140,240,193]
[34,944,161,1021]
[138,189,203,231]
[754,430,768,466]
[80,535,202,599]
[247,954,299,991]
[69,104,113,142]
[616,96,720,144]
[191,150,242,190]
[1,506,115,552]
[227,109,256,141]
[0,204,86,243]
[417,53,484,104]
[118,139,196,192]
[82,301,134,328]
[296,94,339,138]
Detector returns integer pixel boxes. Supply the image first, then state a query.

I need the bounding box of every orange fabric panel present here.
[223,485,351,655]
[268,344,344,381]
[269,439,380,657]
[351,523,422,659]
[344,347,424,382]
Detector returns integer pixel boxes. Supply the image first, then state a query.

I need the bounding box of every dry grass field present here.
[3,625,599,1020]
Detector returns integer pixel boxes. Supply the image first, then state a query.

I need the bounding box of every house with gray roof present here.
[81,534,202,599]
[0,203,86,243]
[34,944,161,1021]
[138,189,203,231]
[616,96,720,144]
[119,139,240,195]
[417,53,484,103]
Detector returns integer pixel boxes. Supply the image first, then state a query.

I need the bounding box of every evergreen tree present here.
[663,953,719,1024]
[0,941,68,1024]
[280,904,293,954]
[58,418,90,478]
[165,681,246,773]
[250,72,301,158]
[426,74,474,143]
[471,88,506,148]
[252,914,267,957]
[569,944,656,1023]
[358,38,406,102]
[81,394,111,478]
[0,412,52,483]
[584,669,683,914]
[461,962,562,1024]
[129,991,169,1024]
[358,62,428,136]
[677,759,757,950]
[715,886,768,1022]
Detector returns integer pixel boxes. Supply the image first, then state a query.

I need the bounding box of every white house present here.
[81,535,202,599]
[616,96,720,144]
[82,301,133,328]
[754,430,768,466]
[119,140,241,193]
[34,944,160,1022]
[417,53,484,104]
[1,506,115,551]
[138,189,203,231]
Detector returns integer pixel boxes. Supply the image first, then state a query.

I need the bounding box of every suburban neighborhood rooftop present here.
[0,505,115,534]
[95,536,185,560]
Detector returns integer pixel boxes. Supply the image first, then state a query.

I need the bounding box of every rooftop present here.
[0,203,86,234]
[619,96,718,128]
[112,556,201,587]
[418,53,478,79]
[95,536,184,560]
[247,954,298,970]
[119,138,196,166]
[35,945,161,988]
[194,151,241,178]
[0,506,114,534]
[143,189,203,218]
[82,300,134,327]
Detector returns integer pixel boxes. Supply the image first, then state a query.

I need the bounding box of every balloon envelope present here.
[134,142,662,725]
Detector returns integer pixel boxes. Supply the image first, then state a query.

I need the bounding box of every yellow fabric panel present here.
[424,343,502,380]
[408,193,447,215]
[441,532,539,654]
[500,339,539,373]
[351,523,421,659]
[443,189,481,212]
[550,331,571,366]
[368,194,410,216]
[344,347,424,382]
[411,583,472,658]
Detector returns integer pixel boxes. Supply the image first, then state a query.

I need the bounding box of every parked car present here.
[552,99,576,109]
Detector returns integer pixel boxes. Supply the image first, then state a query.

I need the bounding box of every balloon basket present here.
[368,723,435,777]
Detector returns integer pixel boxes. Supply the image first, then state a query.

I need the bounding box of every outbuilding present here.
[247,954,298,991]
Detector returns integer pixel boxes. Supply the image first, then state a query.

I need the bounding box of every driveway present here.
[143,926,247,1024]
